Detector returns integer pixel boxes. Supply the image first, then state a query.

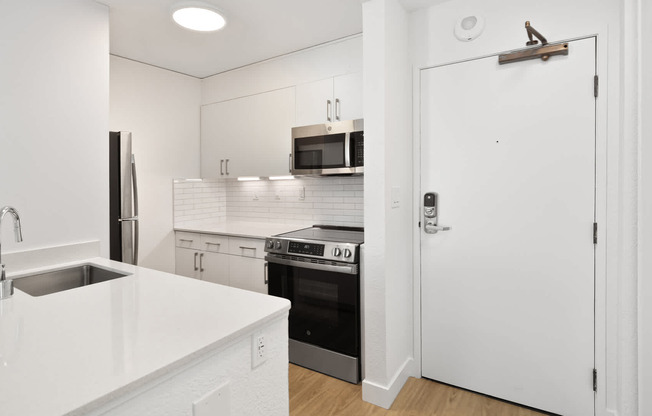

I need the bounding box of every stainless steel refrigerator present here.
[109,131,139,265]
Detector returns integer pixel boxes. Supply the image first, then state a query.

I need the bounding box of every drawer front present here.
[228,237,266,259]
[200,234,229,254]
[175,232,201,250]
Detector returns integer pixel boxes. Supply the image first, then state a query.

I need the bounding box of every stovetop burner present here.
[276,225,364,245]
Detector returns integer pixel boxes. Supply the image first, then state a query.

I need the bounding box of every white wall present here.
[362,0,415,409]
[0,0,109,260]
[639,0,651,413]
[110,56,201,273]
[408,1,638,416]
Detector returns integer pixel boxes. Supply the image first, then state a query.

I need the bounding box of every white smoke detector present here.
[454,15,485,42]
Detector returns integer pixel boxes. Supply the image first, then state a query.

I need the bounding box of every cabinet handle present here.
[200,252,204,272]
[289,153,292,173]
[335,98,341,121]
[179,238,194,243]
[326,100,332,122]
[264,262,268,285]
[220,159,224,176]
[193,252,198,271]
[225,159,230,175]
[239,246,256,251]
[205,242,220,246]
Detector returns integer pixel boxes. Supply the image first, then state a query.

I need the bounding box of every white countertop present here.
[174,220,311,239]
[0,258,290,415]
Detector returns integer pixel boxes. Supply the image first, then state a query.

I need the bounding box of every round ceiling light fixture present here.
[172,6,226,32]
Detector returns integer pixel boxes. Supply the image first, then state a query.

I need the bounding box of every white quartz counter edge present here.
[174,220,312,240]
[2,257,291,416]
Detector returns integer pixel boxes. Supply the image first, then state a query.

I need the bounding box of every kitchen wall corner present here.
[110,56,201,273]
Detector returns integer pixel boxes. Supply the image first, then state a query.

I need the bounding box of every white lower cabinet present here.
[174,247,201,279]
[201,251,230,286]
[229,256,267,294]
[175,231,268,294]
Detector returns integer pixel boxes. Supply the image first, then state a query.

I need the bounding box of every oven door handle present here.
[265,255,358,275]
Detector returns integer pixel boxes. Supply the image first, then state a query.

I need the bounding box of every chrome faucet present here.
[0,206,23,300]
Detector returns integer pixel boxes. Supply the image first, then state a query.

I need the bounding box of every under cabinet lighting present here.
[172,7,226,32]
[269,176,295,181]
[237,177,261,181]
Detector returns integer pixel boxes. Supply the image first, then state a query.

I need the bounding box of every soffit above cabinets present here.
[99,0,362,79]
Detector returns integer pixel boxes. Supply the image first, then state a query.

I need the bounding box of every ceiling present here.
[100,0,364,78]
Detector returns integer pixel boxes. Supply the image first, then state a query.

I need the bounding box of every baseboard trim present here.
[362,357,416,409]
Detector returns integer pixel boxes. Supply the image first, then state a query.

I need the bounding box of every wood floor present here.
[289,364,547,416]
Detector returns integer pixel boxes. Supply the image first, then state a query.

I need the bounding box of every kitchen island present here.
[0,257,290,416]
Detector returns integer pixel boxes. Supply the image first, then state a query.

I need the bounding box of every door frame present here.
[411,33,610,415]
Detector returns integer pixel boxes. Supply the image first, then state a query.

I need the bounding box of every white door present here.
[420,38,596,416]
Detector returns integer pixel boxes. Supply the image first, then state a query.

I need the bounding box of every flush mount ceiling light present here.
[172,6,226,32]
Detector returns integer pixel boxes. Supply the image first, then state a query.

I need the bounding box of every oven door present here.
[266,256,360,358]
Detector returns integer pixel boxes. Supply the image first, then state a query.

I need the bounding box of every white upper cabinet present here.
[333,72,363,123]
[294,72,362,127]
[201,86,296,178]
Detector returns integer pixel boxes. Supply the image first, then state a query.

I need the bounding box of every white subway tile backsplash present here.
[173,176,363,227]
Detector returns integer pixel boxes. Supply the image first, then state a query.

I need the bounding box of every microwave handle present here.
[288,153,292,173]
[344,132,351,168]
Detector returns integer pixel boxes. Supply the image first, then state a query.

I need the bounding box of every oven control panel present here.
[264,238,359,263]
[288,241,325,256]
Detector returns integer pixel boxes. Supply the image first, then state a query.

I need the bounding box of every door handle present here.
[193,252,199,271]
[264,262,268,285]
[335,98,341,121]
[199,252,204,272]
[327,100,332,122]
[220,159,224,176]
[424,192,452,234]
[225,159,230,175]
[289,153,292,173]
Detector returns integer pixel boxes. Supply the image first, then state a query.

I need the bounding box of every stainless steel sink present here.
[13,264,130,297]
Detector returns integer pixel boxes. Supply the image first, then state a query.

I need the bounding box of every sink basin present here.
[13,264,130,297]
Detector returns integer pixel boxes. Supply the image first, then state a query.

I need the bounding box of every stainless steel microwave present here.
[291,119,364,176]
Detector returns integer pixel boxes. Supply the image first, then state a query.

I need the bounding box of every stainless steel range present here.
[265,225,363,384]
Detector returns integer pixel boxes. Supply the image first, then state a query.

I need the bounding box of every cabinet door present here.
[200,251,230,286]
[200,87,295,178]
[175,248,200,279]
[229,256,267,294]
[295,78,334,126]
[247,87,295,177]
[201,101,239,178]
[333,72,362,122]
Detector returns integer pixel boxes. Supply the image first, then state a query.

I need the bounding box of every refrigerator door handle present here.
[131,154,139,265]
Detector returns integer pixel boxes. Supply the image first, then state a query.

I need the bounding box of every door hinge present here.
[593,368,598,392]
[593,222,598,244]
[594,75,599,98]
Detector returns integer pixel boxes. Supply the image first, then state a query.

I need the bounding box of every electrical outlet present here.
[252,332,267,368]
